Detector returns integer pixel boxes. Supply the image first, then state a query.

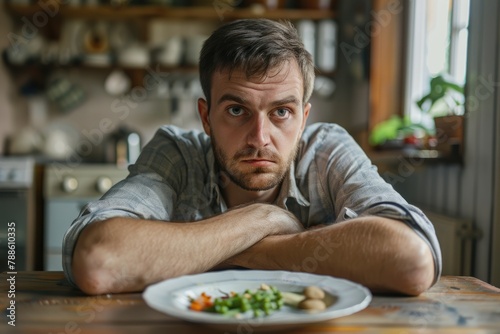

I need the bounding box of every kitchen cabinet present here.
[3,2,338,85]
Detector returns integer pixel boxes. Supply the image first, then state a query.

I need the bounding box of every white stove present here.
[0,157,39,271]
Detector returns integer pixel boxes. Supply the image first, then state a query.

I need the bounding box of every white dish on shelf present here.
[143,270,371,332]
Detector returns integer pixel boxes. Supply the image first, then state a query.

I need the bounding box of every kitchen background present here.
[0,0,498,287]
[0,1,367,159]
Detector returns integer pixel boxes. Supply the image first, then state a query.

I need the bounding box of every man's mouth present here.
[241,159,275,167]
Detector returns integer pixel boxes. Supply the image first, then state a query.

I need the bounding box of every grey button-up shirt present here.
[63,122,442,287]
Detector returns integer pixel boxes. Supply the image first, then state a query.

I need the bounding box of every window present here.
[404,0,470,126]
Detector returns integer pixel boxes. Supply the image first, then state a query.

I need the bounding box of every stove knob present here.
[62,176,78,193]
[96,176,113,194]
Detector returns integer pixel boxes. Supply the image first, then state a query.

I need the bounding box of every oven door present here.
[0,190,29,272]
[44,197,94,271]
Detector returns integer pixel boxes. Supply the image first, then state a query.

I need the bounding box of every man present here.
[64,19,441,296]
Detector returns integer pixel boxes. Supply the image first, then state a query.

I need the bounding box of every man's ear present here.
[301,102,311,132]
[198,98,211,136]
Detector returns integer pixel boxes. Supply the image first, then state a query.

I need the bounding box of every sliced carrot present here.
[190,302,205,311]
[189,292,213,311]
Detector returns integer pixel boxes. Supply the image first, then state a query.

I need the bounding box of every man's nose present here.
[246,115,271,148]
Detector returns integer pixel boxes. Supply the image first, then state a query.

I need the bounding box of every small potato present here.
[303,286,325,300]
[298,298,326,311]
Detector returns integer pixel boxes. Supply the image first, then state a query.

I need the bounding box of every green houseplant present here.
[416,74,465,156]
[416,74,465,117]
[369,115,430,149]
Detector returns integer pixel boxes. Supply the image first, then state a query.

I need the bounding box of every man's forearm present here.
[72,203,303,295]
[227,216,435,295]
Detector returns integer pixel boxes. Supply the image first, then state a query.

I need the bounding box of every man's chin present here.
[235,173,283,192]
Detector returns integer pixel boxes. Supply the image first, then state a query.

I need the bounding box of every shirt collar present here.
[275,161,310,209]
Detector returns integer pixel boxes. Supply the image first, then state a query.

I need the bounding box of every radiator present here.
[424,210,475,276]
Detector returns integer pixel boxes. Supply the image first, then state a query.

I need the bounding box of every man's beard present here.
[211,136,300,192]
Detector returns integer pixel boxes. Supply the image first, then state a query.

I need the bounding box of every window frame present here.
[403,0,470,124]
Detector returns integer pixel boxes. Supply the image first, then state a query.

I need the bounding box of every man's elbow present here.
[394,240,436,296]
[71,223,117,295]
[72,246,115,295]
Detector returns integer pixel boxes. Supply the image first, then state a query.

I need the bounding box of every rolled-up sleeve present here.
[61,172,179,287]
[361,202,442,285]
[309,124,443,285]
[62,127,186,288]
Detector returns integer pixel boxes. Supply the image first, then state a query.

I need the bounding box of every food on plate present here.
[188,283,328,316]
[303,285,326,300]
[282,285,327,311]
[188,292,213,311]
[298,298,327,311]
[189,283,283,317]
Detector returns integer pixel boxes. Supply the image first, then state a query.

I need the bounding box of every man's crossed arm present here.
[72,204,434,296]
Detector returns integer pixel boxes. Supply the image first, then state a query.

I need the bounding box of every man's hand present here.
[254,204,305,236]
[72,203,303,295]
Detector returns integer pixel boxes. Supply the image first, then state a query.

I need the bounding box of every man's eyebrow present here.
[217,94,246,105]
[270,96,300,107]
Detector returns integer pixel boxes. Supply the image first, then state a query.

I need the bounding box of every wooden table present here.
[1,272,500,333]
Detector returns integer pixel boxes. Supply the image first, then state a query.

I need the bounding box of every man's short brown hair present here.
[199,19,315,108]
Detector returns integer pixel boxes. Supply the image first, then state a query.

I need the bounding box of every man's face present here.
[198,61,310,192]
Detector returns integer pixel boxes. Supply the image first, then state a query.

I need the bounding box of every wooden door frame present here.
[369,0,405,131]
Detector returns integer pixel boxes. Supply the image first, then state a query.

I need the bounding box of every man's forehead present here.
[213,60,300,83]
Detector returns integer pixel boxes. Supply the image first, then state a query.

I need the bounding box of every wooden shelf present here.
[4,59,333,76]
[5,4,336,21]
[4,61,197,72]
[4,4,337,86]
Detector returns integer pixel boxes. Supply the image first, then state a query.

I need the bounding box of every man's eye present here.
[228,106,244,116]
[275,108,290,118]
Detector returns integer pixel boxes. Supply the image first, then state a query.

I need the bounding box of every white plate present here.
[143,270,372,332]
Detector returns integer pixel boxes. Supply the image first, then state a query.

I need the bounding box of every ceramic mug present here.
[185,35,208,66]
[157,36,183,67]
